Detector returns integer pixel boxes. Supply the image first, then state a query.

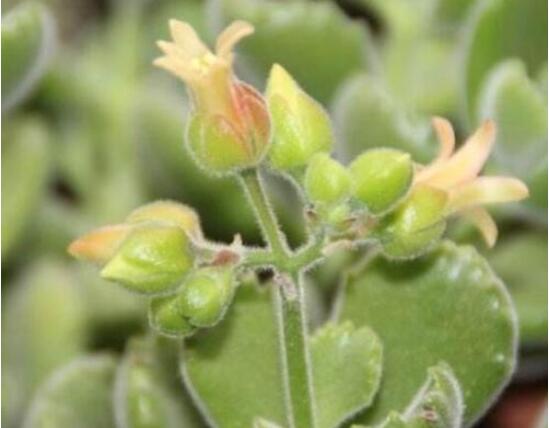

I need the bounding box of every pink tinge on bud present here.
[231,82,271,159]
[154,19,270,171]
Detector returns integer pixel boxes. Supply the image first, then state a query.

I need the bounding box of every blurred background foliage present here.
[1,0,546,427]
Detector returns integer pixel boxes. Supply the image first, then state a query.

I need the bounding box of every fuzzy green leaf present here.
[363,363,463,428]
[212,0,370,103]
[488,233,548,345]
[180,281,287,427]
[2,117,51,261]
[114,337,202,428]
[2,259,88,427]
[338,241,517,425]
[311,322,383,428]
[462,0,547,121]
[1,1,55,111]
[23,355,117,428]
[477,59,547,213]
[332,74,430,163]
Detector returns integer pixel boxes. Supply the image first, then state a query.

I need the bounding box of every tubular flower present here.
[154,20,270,174]
[414,117,529,247]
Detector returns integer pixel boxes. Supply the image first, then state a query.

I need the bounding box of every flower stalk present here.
[239,168,317,428]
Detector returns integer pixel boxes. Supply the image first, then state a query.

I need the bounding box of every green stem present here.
[276,272,317,428]
[239,168,316,428]
[240,169,289,259]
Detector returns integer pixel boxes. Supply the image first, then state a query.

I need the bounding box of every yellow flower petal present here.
[417,120,496,189]
[431,116,455,162]
[169,19,209,58]
[415,117,455,183]
[460,207,498,247]
[215,20,254,62]
[153,55,194,82]
[448,176,529,212]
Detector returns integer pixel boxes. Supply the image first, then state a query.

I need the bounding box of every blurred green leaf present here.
[311,322,382,428]
[488,233,547,344]
[114,337,203,428]
[181,280,286,427]
[23,355,117,428]
[2,117,51,261]
[332,74,431,163]
[434,0,477,30]
[461,0,547,121]
[477,59,547,215]
[1,1,55,111]
[211,0,371,103]
[2,259,88,427]
[339,241,517,425]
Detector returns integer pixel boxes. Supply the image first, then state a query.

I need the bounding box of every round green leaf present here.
[477,59,547,215]
[332,74,430,163]
[311,322,383,428]
[3,259,88,427]
[23,355,117,428]
[2,117,51,261]
[180,281,287,427]
[488,233,547,345]
[461,0,547,121]
[114,337,202,428]
[2,1,55,111]
[338,241,517,425]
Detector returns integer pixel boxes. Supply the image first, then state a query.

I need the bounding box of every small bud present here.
[186,83,271,175]
[176,267,234,327]
[376,184,448,258]
[320,203,353,229]
[266,64,334,171]
[101,224,193,294]
[350,148,413,215]
[149,295,195,337]
[68,224,132,265]
[126,200,203,239]
[304,153,352,204]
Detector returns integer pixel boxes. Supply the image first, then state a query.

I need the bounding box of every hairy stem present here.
[239,168,316,428]
[240,169,289,259]
[275,272,317,428]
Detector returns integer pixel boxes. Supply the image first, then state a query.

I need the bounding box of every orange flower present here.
[414,118,529,246]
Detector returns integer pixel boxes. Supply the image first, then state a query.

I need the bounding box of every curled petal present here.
[215,20,254,62]
[417,120,496,188]
[448,176,529,213]
[431,116,455,162]
[68,224,132,265]
[460,207,498,247]
[169,19,209,58]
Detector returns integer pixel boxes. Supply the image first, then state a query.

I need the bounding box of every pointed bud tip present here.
[267,63,296,95]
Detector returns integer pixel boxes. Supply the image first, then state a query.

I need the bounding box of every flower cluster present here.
[69,19,529,337]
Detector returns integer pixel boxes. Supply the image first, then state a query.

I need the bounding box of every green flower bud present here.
[149,295,195,337]
[176,267,234,327]
[186,82,271,176]
[126,200,203,239]
[304,153,352,204]
[101,224,193,294]
[350,148,413,215]
[376,184,448,258]
[318,203,352,230]
[266,64,334,171]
